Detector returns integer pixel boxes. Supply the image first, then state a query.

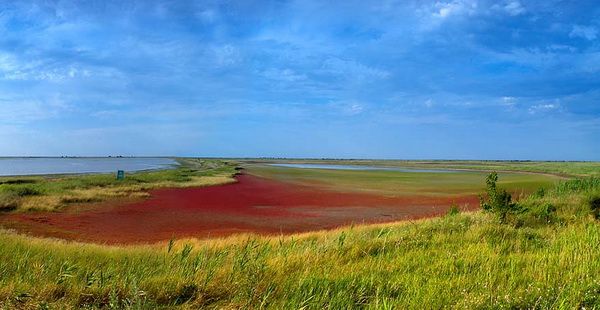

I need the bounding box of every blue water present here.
[0,157,178,176]
[267,163,457,173]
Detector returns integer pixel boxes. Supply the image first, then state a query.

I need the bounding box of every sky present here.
[0,0,599,160]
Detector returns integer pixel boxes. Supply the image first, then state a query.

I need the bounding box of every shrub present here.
[479,172,522,224]
[5,186,41,197]
[530,202,557,224]
[533,187,546,198]
[0,191,20,211]
[446,204,460,216]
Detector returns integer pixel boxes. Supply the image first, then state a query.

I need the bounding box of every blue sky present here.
[0,0,599,160]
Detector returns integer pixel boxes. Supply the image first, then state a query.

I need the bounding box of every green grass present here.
[0,158,238,212]
[244,159,600,177]
[245,164,561,197]
[0,171,599,308]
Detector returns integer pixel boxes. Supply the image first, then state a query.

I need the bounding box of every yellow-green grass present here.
[245,164,561,197]
[244,159,600,177]
[0,205,598,308]
[0,176,599,308]
[0,159,238,212]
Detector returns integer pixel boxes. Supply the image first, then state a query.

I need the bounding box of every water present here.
[0,157,178,176]
[268,163,458,173]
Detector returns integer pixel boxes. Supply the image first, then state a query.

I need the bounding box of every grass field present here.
[0,160,599,308]
[0,159,238,212]
[245,159,600,177]
[245,164,561,197]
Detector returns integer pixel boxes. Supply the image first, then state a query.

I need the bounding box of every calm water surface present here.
[0,158,178,176]
[268,163,457,173]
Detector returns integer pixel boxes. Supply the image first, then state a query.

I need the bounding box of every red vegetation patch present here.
[1,174,478,244]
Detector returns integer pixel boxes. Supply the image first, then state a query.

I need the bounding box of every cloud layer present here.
[0,0,599,159]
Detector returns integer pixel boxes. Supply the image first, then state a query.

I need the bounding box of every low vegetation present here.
[0,159,238,212]
[246,163,560,197]
[248,159,600,177]
[479,171,521,224]
[0,165,598,308]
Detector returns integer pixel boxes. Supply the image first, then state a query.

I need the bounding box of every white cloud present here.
[501,96,517,107]
[503,1,526,16]
[328,101,366,116]
[0,93,71,123]
[263,68,307,82]
[321,58,390,81]
[323,100,367,116]
[212,45,242,67]
[491,1,526,16]
[547,44,576,52]
[347,103,364,115]
[0,53,19,72]
[570,25,598,41]
[0,51,92,81]
[90,110,119,119]
[417,0,478,30]
[528,103,560,114]
[432,0,478,19]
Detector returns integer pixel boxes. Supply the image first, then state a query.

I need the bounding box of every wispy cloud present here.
[0,0,598,159]
[212,45,242,67]
[501,96,517,108]
[528,102,560,114]
[0,93,71,123]
[498,1,526,16]
[570,25,598,41]
[432,0,478,19]
[262,68,307,82]
[320,58,390,81]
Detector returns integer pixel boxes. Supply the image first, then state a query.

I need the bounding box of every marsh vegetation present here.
[0,160,598,308]
[0,159,237,212]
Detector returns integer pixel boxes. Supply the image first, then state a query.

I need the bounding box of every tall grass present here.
[0,176,599,308]
[552,177,600,195]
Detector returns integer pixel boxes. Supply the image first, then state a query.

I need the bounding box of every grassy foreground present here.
[0,159,237,212]
[0,169,599,308]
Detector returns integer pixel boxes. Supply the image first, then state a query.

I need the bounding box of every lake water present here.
[268,163,457,173]
[0,157,178,176]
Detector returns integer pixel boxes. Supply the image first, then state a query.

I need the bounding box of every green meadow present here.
[0,160,598,309]
[245,164,561,197]
[248,159,600,177]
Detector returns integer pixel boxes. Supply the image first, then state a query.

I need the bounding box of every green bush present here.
[479,172,522,224]
[0,191,20,211]
[533,187,546,198]
[2,185,42,197]
[446,204,460,216]
[530,202,557,224]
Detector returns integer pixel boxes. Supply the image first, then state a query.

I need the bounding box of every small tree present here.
[479,172,520,224]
